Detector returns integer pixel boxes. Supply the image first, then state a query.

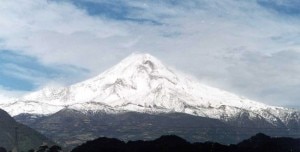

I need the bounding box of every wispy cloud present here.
[0,0,300,107]
[258,0,300,15]
[0,51,88,90]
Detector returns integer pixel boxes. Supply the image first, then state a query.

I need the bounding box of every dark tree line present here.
[71,133,300,152]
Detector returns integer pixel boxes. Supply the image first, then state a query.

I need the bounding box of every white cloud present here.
[0,0,300,107]
[0,0,132,73]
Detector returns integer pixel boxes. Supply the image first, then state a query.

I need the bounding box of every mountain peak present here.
[82,53,181,107]
[107,53,166,75]
[92,53,177,89]
[126,53,157,60]
[118,53,160,65]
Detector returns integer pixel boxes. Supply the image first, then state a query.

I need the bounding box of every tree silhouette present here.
[48,145,62,152]
[0,147,6,152]
[36,145,48,152]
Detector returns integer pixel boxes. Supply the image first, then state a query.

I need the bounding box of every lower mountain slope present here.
[0,108,54,151]
[14,108,299,149]
[15,109,236,148]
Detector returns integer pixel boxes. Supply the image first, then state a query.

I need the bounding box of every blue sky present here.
[0,0,300,107]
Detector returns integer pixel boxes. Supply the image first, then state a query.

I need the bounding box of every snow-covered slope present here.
[1,53,299,125]
[0,94,16,104]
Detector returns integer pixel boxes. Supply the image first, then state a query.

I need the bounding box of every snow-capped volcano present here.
[1,53,299,125]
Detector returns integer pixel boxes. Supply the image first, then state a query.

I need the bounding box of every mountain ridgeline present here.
[0,53,299,147]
